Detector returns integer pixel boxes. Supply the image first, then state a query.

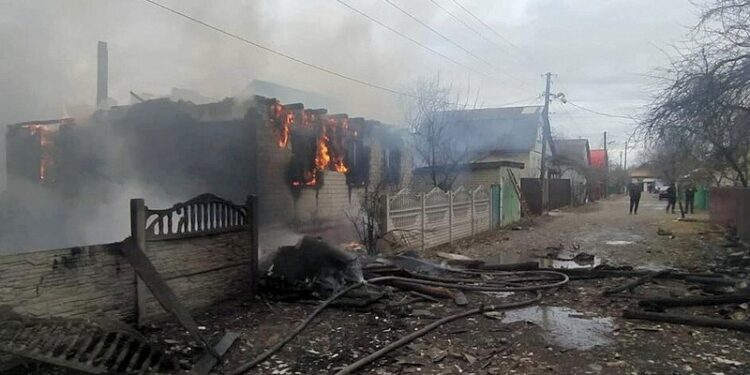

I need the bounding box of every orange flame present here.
[270,102,355,187]
[24,124,57,182]
[315,127,331,171]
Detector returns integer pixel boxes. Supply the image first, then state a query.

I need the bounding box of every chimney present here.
[97,41,108,108]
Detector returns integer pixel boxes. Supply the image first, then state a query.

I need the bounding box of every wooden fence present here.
[384,186,491,250]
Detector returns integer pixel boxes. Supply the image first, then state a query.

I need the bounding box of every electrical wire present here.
[140,0,537,109]
[428,0,508,54]
[140,0,408,97]
[335,0,492,79]
[567,101,637,120]
[380,0,526,86]
[450,0,521,52]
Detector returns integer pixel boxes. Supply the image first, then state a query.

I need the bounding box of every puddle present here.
[502,306,614,350]
[605,240,634,246]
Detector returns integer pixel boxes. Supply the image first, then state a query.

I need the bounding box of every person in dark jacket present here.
[628,181,642,214]
[684,185,696,214]
[665,184,676,214]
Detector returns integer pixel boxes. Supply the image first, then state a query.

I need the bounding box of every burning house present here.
[5,118,75,190]
[1,94,411,250]
[256,97,411,242]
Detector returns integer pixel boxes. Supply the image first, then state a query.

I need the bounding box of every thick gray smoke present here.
[0,0,700,251]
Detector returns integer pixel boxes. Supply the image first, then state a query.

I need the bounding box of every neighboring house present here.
[552,139,591,205]
[442,106,550,178]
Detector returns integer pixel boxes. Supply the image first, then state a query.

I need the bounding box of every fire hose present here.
[228,271,569,375]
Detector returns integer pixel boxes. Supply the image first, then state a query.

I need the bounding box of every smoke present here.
[0,0,703,251]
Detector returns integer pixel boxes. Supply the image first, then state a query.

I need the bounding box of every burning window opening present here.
[7,119,73,185]
[268,101,358,187]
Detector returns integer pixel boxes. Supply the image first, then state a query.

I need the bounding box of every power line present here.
[450,0,521,52]
[567,101,637,120]
[139,0,408,97]
[139,0,534,109]
[428,0,508,55]
[334,0,492,79]
[381,0,519,84]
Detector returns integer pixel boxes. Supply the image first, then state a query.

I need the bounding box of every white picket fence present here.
[384,186,491,250]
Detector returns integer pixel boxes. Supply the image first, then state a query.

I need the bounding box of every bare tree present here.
[642,0,750,187]
[405,75,471,191]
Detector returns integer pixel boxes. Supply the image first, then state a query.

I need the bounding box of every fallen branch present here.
[622,309,750,332]
[603,270,671,296]
[638,293,750,308]
[334,291,542,375]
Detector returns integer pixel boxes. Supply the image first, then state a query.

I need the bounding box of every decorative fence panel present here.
[385,186,492,251]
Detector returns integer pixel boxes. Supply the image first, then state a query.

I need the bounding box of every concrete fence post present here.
[448,191,454,245]
[129,198,147,327]
[245,195,259,296]
[420,193,426,252]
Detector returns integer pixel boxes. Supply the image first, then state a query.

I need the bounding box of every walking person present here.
[665,184,677,214]
[684,185,696,214]
[628,180,642,214]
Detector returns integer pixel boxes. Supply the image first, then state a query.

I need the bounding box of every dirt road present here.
[441,193,720,271]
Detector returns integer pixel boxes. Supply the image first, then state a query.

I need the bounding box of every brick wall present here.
[0,231,254,322]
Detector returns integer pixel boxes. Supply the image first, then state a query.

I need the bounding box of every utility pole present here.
[603,131,609,197]
[540,72,552,181]
[624,140,628,170]
[620,151,623,169]
[540,72,552,213]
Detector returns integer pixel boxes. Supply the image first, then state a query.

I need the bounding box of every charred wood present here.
[603,270,672,296]
[638,293,750,308]
[623,309,750,332]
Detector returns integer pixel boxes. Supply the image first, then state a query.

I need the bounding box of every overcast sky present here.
[0,0,701,187]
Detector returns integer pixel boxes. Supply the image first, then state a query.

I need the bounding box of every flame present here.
[269,102,293,148]
[269,102,355,187]
[278,110,293,148]
[23,124,58,182]
[315,127,331,171]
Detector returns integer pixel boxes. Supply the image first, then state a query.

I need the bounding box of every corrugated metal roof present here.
[443,106,544,154]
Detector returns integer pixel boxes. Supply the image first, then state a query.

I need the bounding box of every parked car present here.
[657,186,669,200]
